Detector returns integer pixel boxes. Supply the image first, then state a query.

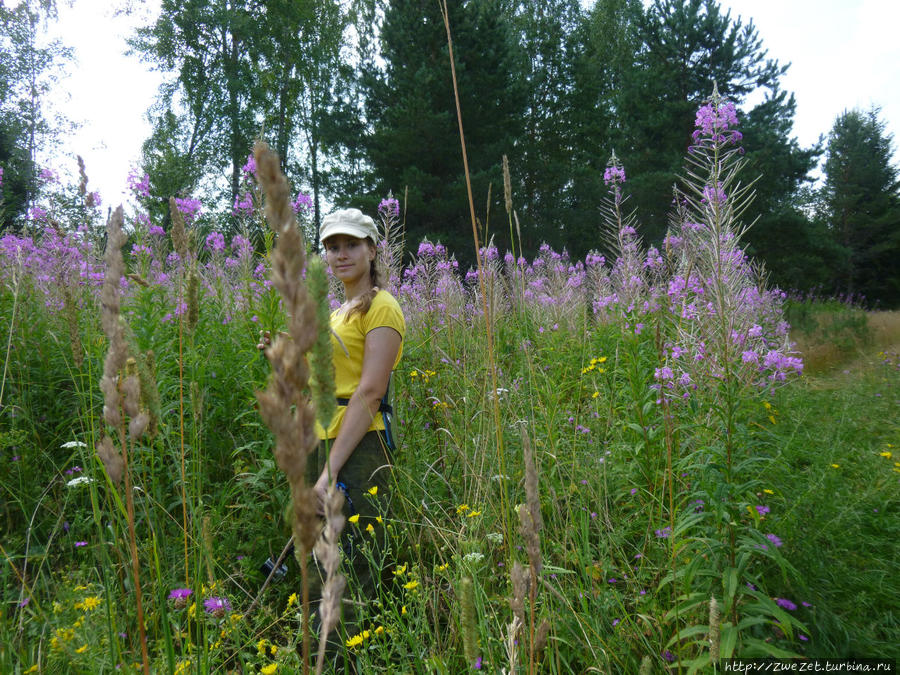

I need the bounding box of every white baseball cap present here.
[319,208,379,245]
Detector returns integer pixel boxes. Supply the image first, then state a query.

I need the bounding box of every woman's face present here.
[323,234,375,285]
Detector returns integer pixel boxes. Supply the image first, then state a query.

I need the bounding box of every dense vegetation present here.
[1,0,899,305]
[1,92,897,672]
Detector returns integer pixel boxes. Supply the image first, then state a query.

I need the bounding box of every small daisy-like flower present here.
[374,625,385,635]
[348,514,360,524]
[879,451,892,459]
[346,633,365,648]
[763,489,775,495]
[436,563,449,572]
[403,580,419,591]
[394,563,408,576]
[261,664,278,675]
[367,486,378,496]
[376,515,383,523]
[76,645,88,654]
[456,504,470,514]
[401,605,407,615]
[365,523,375,534]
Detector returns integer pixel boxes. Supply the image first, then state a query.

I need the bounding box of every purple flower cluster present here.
[128,169,151,200]
[175,196,202,225]
[233,192,254,218]
[292,192,313,215]
[378,197,400,220]
[603,165,626,186]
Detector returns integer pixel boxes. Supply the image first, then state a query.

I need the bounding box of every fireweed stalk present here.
[252,141,322,674]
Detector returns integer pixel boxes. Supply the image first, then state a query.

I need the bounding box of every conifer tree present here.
[823,108,900,306]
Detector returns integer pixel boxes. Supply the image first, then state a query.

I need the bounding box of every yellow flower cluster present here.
[257,639,278,658]
[346,626,385,648]
[261,664,278,675]
[74,595,101,612]
[409,368,437,383]
[581,356,608,375]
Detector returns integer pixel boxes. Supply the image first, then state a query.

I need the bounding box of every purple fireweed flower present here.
[39,167,58,183]
[127,169,151,199]
[662,650,675,663]
[175,196,201,225]
[474,655,483,669]
[756,505,770,516]
[242,154,257,178]
[233,191,254,217]
[766,533,783,547]
[149,224,165,236]
[292,192,313,215]
[603,165,626,186]
[775,597,797,610]
[205,231,226,254]
[378,197,400,219]
[203,596,231,617]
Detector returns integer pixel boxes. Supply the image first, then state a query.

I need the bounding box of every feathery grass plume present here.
[459,576,478,666]
[253,140,322,671]
[519,427,543,577]
[137,350,160,439]
[533,618,550,664]
[314,485,346,675]
[169,196,190,262]
[709,595,720,662]
[502,154,512,215]
[99,207,128,430]
[505,616,523,674]
[509,561,528,628]
[306,256,336,429]
[96,436,123,484]
[638,655,652,675]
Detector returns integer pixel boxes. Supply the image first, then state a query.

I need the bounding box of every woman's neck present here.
[343,278,374,304]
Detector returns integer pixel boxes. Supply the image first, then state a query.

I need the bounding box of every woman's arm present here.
[313,326,402,499]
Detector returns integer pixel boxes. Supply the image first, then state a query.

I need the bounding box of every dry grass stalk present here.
[97,205,150,674]
[252,140,322,674]
[169,197,189,262]
[505,615,523,675]
[709,595,720,662]
[314,485,346,675]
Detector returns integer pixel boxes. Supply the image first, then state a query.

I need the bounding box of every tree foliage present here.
[823,108,900,306]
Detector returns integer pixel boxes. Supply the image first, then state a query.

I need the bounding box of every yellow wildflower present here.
[287,592,298,607]
[437,563,449,572]
[261,664,278,675]
[374,625,385,635]
[763,401,772,410]
[467,510,481,518]
[257,639,269,656]
[394,563,408,576]
[174,659,192,675]
[592,391,599,398]
[456,504,470,514]
[409,370,418,378]
[768,415,777,425]
[80,596,101,611]
[73,585,88,592]
[880,451,892,459]
[376,515,383,523]
[366,523,375,534]
[763,489,775,495]
[402,605,407,615]
[367,485,378,496]
[25,666,38,674]
[76,645,88,654]
[348,514,360,524]
[830,463,840,469]
[403,580,419,591]
[346,633,365,648]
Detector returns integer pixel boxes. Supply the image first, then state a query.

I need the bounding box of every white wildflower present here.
[66,477,96,488]
[60,441,87,449]
[463,552,485,564]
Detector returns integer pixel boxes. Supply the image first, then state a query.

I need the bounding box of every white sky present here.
[41,0,900,207]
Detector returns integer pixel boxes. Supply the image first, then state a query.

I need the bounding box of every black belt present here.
[336,398,393,415]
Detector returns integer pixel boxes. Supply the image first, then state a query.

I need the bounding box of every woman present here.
[312,207,405,515]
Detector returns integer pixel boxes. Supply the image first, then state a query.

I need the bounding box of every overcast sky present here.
[44,0,900,208]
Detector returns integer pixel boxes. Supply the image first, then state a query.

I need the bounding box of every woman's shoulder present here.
[372,288,403,312]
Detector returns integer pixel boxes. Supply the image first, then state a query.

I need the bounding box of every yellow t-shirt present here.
[316,289,405,440]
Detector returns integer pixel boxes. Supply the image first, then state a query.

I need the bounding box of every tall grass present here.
[1,91,898,673]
